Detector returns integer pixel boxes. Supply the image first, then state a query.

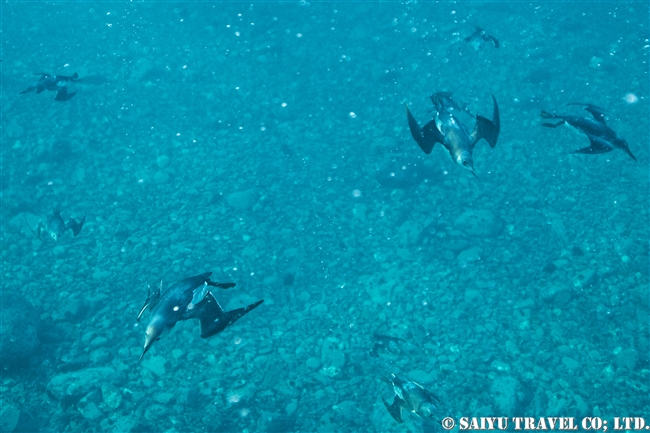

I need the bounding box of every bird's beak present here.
[139,347,149,362]
[625,147,637,162]
[139,322,162,362]
[139,334,155,362]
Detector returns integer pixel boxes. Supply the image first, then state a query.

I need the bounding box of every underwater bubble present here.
[624,93,638,104]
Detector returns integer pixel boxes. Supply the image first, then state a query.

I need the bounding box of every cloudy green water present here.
[1,2,648,432]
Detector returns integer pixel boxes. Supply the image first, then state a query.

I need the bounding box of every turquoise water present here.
[1,2,648,432]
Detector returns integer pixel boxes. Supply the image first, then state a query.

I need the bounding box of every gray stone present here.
[615,348,638,370]
[454,210,502,238]
[445,239,470,252]
[0,402,20,432]
[490,376,520,413]
[156,155,170,168]
[597,266,612,276]
[101,384,122,410]
[306,357,321,370]
[562,357,580,371]
[407,370,436,385]
[92,270,111,280]
[153,392,175,404]
[47,367,117,401]
[108,416,137,433]
[458,247,482,264]
[225,293,263,311]
[257,411,295,433]
[1,293,40,367]
[574,394,588,416]
[491,360,511,372]
[322,348,345,369]
[89,348,110,364]
[79,402,102,421]
[464,289,483,303]
[285,399,298,416]
[141,355,166,376]
[540,284,573,305]
[514,299,535,309]
[397,220,423,247]
[573,269,596,288]
[310,304,328,316]
[359,274,405,305]
[320,366,340,377]
[54,297,83,320]
[144,404,168,421]
[553,259,569,269]
[153,171,170,183]
[547,396,569,416]
[298,291,310,303]
[227,189,256,209]
[333,400,359,422]
[352,204,367,221]
[546,212,567,242]
[90,336,108,347]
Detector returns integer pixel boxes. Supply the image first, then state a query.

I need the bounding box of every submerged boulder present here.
[47,367,118,403]
[0,292,41,369]
[0,402,20,432]
[227,188,256,209]
[454,209,503,238]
